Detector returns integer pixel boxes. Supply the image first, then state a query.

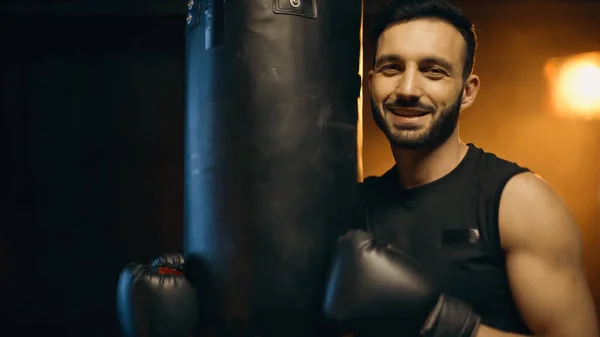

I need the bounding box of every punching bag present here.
[184,1,361,336]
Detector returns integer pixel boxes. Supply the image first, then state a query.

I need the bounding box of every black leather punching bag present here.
[184,1,361,336]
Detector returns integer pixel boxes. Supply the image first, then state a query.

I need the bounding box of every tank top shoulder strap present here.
[460,144,531,254]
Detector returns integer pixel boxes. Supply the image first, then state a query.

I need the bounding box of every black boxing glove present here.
[323,230,481,337]
[117,253,199,337]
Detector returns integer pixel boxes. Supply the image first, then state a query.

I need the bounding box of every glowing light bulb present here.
[556,61,600,116]
[546,53,600,119]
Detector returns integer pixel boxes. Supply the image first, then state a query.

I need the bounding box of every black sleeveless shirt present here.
[357,143,532,334]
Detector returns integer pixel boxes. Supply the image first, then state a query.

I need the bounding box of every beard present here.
[371,91,463,149]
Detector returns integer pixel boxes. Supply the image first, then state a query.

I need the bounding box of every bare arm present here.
[475,172,598,337]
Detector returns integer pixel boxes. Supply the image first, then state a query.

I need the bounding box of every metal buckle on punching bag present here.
[185,0,200,32]
[186,0,227,50]
[273,0,318,19]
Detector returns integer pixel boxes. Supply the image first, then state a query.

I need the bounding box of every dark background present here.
[1,1,599,336]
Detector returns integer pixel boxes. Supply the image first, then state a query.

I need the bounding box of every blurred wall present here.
[362,0,600,309]
[0,14,186,337]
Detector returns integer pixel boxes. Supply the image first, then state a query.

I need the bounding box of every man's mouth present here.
[388,108,430,117]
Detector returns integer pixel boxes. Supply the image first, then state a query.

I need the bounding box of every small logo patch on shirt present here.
[442,228,481,245]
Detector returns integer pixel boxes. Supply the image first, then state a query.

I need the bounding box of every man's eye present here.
[378,64,402,73]
[424,68,446,78]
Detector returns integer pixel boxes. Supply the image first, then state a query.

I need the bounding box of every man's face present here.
[369,19,476,149]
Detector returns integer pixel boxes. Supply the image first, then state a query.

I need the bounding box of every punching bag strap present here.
[273,0,318,19]
[203,0,227,50]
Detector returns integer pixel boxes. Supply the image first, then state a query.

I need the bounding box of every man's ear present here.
[460,74,480,110]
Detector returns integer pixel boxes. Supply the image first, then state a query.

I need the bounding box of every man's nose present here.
[394,68,422,99]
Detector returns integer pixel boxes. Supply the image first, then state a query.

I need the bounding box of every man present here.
[322,1,598,337]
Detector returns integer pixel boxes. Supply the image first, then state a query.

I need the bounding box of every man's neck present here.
[391,134,468,189]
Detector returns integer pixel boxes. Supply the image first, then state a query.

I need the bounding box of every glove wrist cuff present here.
[420,294,481,337]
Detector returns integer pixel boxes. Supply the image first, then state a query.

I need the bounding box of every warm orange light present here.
[357,0,364,182]
[545,52,600,119]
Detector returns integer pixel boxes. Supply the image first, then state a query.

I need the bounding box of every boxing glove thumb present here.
[117,253,199,337]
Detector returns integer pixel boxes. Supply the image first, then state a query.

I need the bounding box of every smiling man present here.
[322,1,599,337]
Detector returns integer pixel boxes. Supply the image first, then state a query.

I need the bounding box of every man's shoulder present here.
[500,172,565,211]
[469,144,577,250]
[499,171,579,251]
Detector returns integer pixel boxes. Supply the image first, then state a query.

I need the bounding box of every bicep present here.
[505,247,597,337]
[499,173,598,337]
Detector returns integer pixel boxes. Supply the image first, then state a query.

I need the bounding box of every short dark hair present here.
[372,0,478,80]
